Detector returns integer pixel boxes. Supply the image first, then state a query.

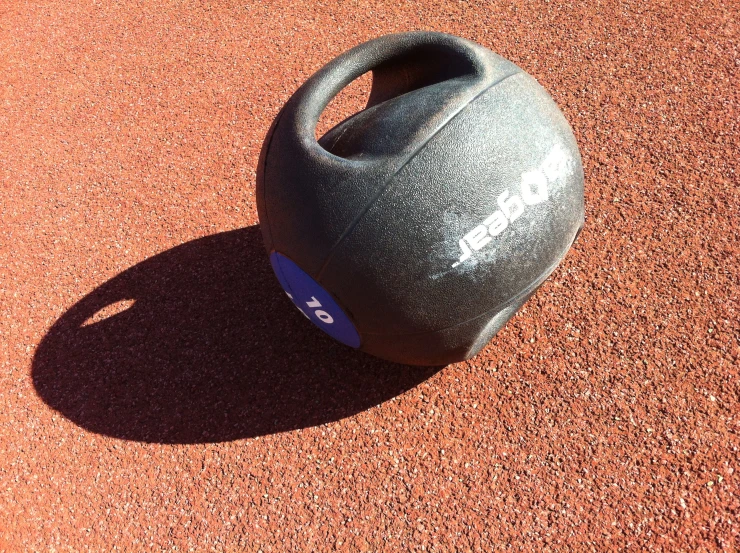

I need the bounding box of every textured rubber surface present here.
[1,1,738,551]
[258,32,584,365]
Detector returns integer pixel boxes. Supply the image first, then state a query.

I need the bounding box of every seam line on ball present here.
[314,70,522,281]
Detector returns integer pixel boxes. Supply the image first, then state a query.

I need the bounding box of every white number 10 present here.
[306,296,334,324]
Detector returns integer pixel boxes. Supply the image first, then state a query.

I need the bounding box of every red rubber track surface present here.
[1,1,738,550]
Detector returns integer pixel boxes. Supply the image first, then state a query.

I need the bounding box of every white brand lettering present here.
[451,145,570,268]
[305,297,333,324]
[520,170,548,205]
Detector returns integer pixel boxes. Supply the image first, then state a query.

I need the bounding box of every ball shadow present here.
[32,227,442,443]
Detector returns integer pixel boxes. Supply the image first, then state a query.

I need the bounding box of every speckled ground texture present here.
[1,0,738,550]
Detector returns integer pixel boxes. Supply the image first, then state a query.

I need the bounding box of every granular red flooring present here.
[1,1,738,550]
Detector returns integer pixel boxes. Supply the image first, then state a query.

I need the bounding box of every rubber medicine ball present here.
[256,32,584,366]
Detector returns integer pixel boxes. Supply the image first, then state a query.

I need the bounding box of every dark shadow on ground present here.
[32,226,442,443]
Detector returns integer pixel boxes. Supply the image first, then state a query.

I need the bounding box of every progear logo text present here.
[452,145,571,268]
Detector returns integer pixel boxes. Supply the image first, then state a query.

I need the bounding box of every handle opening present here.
[315,71,373,142]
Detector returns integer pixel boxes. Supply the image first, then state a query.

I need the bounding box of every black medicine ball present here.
[256,31,584,366]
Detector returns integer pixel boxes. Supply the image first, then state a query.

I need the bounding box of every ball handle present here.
[287,32,496,162]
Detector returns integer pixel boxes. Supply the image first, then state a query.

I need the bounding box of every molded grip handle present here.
[287,32,496,161]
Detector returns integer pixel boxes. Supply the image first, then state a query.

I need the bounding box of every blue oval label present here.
[269,252,361,348]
